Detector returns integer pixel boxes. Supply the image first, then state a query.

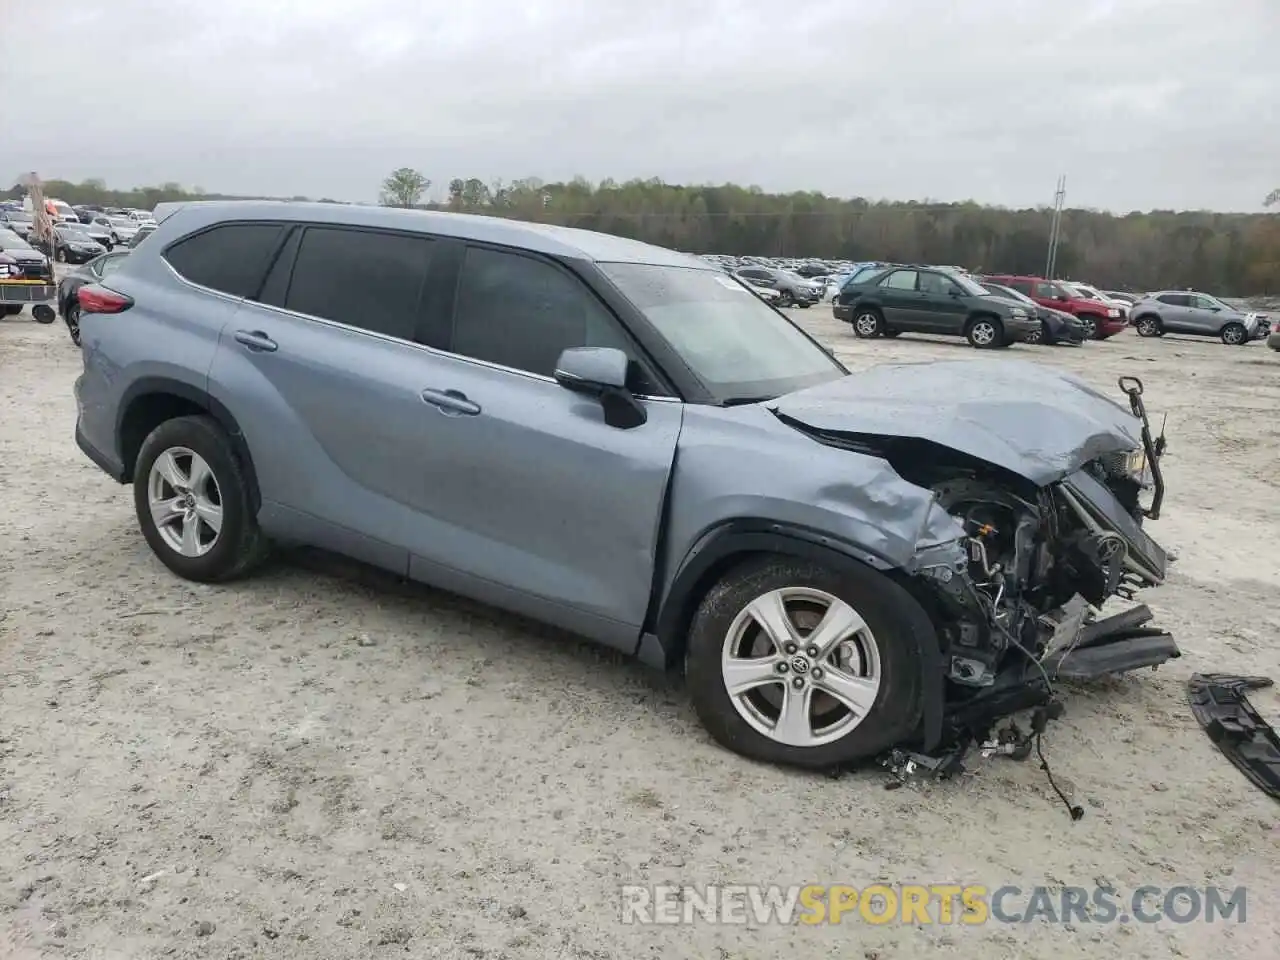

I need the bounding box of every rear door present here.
[913,269,969,333]
[394,243,682,647]
[875,268,923,328]
[208,223,458,575]
[1155,293,1193,332]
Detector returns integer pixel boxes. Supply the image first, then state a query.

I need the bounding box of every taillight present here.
[77,284,133,314]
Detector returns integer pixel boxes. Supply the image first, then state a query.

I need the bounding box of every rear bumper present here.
[74,375,128,483]
[833,303,852,322]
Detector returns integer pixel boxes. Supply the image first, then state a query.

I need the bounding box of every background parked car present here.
[90,215,139,246]
[57,249,130,345]
[981,274,1126,340]
[31,222,108,264]
[79,219,116,250]
[1129,291,1265,345]
[0,209,36,240]
[732,266,823,307]
[0,230,55,282]
[835,265,1039,348]
[976,280,1086,345]
[1102,290,1140,305]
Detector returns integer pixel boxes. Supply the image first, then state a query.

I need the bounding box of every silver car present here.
[71,201,1178,768]
[1130,290,1263,345]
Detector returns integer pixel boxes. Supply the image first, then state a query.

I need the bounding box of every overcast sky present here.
[2,0,1276,211]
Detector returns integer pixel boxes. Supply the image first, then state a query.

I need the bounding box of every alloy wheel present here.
[971,321,996,346]
[147,446,224,557]
[719,587,881,747]
[854,313,879,337]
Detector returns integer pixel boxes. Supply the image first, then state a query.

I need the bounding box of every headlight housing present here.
[1009,307,1027,318]
[1107,308,1120,318]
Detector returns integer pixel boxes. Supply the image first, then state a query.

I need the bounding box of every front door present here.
[400,243,682,648]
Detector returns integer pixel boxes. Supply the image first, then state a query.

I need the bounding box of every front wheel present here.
[1134,315,1162,338]
[55,248,67,263]
[1221,322,1247,346]
[685,556,925,768]
[966,316,1005,349]
[133,415,269,582]
[1079,315,1098,339]
[777,291,794,308]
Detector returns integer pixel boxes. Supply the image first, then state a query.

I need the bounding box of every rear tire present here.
[1221,322,1247,346]
[965,316,1005,349]
[1134,315,1162,337]
[684,555,927,769]
[133,415,269,583]
[65,303,82,344]
[852,308,883,338]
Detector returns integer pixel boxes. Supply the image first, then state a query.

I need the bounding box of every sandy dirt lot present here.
[2,301,1278,959]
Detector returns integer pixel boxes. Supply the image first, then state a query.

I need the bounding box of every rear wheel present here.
[1135,315,1162,338]
[852,308,883,338]
[65,302,82,345]
[777,291,794,308]
[1221,322,1247,346]
[966,316,1005,349]
[133,415,269,582]
[684,556,925,768]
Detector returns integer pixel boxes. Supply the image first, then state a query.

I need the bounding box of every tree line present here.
[9,173,1279,295]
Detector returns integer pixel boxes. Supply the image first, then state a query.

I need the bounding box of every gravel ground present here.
[1,300,1278,959]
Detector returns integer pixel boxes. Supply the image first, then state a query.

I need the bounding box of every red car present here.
[981,274,1127,340]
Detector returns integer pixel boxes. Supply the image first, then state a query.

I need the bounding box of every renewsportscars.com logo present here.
[620,884,1248,926]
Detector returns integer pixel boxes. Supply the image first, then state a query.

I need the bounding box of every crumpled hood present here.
[772,359,1143,485]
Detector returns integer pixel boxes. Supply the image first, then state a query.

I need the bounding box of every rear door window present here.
[281,226,434,342]
[1156,294,1191,307]
[880,270,918,290]
[162,223,285,298]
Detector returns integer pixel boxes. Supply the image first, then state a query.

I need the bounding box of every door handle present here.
[421,388,481,416]
[233,329,278,352]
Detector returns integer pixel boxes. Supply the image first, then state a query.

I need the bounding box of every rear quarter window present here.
[162,223,286,298]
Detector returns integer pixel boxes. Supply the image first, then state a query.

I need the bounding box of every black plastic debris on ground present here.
[1187,673,1280,802]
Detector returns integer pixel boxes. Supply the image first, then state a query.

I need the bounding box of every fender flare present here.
[649,519,945,750]
[116,376,261,511]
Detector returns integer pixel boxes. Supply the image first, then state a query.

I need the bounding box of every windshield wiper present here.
[721,395,776,407]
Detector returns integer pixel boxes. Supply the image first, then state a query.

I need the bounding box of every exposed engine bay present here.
[789,376,1179,766]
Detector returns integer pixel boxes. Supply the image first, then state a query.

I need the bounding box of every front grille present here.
[18,261,50,280]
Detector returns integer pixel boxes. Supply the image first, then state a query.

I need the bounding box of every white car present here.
[1069,282,1131,318]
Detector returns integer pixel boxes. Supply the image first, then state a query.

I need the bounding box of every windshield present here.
[56,225,91,239]
[1073,284,1104,299]
[980,282,1034,307]
[949,273,991,297]
[599,262,845,402]
[0,233,35,250]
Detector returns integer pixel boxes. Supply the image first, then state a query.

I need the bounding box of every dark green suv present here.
[833,265,1040,349]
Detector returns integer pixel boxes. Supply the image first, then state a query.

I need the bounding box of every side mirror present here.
[948,288,963,297]
[553,346,646,429]
[1056,293,1070,301]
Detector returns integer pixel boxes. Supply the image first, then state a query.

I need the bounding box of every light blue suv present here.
[73,202,1178,768]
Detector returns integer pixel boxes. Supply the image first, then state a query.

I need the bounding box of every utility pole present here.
[1044,174,1066,279]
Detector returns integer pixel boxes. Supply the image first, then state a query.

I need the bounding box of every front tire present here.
[852,308,883,338]
[1221,322,1247,346]
[1134,315,1162,338]
[1078,315,1098,339]
[966,316,1005,349]
[133,415,268,583]
[685,556,926,769]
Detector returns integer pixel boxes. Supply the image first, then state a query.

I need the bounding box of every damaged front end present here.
[784,374,1179,753]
